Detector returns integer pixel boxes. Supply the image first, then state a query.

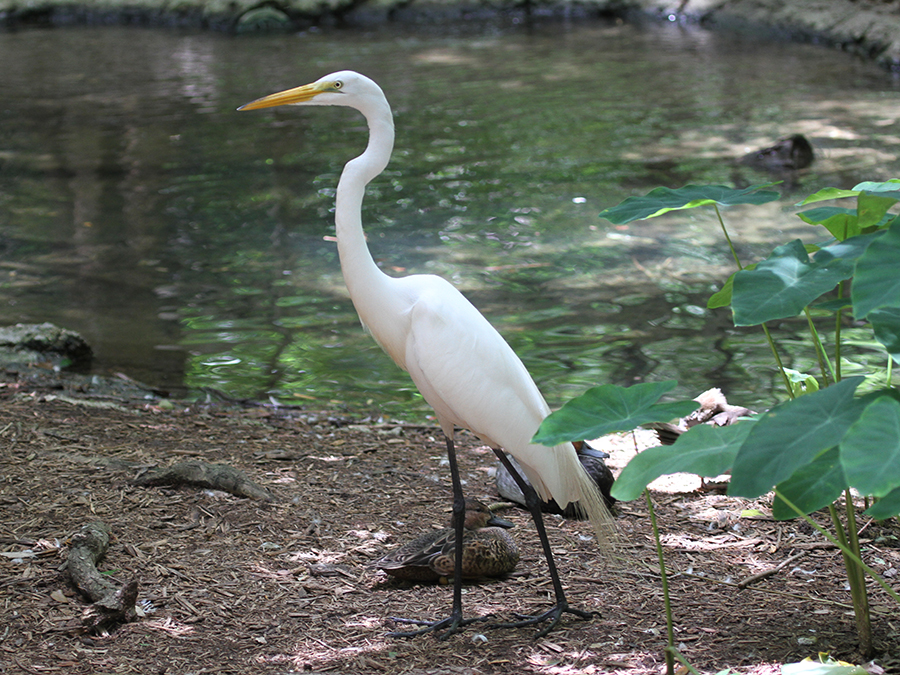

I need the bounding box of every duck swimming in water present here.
[371,499,519,583]
[740,134,814,171]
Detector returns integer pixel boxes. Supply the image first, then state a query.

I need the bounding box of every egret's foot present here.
[489,604,598,638]
[388,613,490,640]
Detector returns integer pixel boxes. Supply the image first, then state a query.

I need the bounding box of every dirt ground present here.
[1,368,899,675]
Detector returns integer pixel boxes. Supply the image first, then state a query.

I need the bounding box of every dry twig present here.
[737,551,809,589]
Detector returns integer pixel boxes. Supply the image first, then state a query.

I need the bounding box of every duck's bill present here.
[487,514,516,529]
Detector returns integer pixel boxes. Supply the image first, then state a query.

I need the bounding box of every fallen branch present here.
[67,522,138,632]
[133,460,275,501]
[737,550,809,589]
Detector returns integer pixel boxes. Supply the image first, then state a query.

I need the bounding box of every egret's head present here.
[237,70,382,112]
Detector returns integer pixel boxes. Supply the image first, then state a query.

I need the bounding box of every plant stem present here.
[714,203,794,398]
[826,501,872,658]
[774,493,899,604]
[835,280,845,382]
[776,490,900,658]
[761,323,795,399]
[804,308,833,387]
[645,490,676,675]
[714,204,742,270]
[843,490,872,654]
[668,647,702,675]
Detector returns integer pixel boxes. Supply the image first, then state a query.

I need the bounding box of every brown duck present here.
[740,134,814,171]
[371,499,519,583]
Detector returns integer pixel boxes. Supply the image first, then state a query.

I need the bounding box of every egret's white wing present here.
[398,275,580,502]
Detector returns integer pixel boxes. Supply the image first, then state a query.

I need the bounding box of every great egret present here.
[239,71,613,638]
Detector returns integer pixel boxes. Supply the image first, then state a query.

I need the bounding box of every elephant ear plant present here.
[535,181,900,666]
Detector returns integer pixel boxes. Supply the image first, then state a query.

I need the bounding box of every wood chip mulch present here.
[1,371,899,675]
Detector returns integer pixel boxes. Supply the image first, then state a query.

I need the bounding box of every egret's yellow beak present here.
[237,81,330,111]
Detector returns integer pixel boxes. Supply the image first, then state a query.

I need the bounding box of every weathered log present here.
[67,522,138,632]
[133,460,275,501]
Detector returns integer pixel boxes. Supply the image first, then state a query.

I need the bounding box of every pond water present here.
[2,19,900,419]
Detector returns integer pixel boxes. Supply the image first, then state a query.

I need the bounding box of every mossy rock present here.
[0,322,92,369]
[236,5,293,31]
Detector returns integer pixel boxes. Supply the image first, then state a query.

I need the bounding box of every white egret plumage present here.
[239,71,613,638]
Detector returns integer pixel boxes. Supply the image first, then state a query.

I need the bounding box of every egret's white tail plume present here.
[239,69,616,638]
[563,446,616,547]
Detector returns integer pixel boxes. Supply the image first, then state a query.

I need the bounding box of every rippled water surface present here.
[2,20,899,417]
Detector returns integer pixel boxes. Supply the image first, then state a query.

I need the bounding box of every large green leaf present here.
[852,178,900,199]
[864,485,900,519]
[796,206,859,240]
[729,377,865,498]
[852,219,900,319]
[772,446,846,519]
[857,192,899,230]
[533,381,697,446]
[707,273,734,309]
[840,396,900,498]
[731,240,854,326]
[796,186,863,206]
[796,206,854,224]
[707,264,757,309]
[813,232,881,266]
[598,183,780,224]
[870,307,900,365]
[795,180,900,214]
[795,196,893,241]
[611,422,753,501]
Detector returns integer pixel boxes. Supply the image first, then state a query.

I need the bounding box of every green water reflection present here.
[2,21,899,418]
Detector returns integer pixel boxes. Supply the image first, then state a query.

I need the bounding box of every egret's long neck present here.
[335,100,395,298]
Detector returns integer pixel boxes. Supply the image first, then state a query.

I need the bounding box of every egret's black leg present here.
[388,433,489,640]
[490,449,598,637]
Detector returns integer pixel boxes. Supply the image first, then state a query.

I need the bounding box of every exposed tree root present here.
[134,460,275,501]
[66,521,139,633]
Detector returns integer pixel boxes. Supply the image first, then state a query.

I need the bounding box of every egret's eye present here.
[333,81,343,90]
